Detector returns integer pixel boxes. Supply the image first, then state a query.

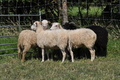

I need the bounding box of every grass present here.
[68,6,104,17]
[0,37,18,55]
[0,36,120,80]
[0,57,120,80]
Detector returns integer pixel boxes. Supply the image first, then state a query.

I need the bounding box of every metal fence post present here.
[39,10,41,21]
[18,15,21,33]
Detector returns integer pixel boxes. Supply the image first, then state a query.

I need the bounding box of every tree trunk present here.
[62,0,68,24]
[58,0,62,23]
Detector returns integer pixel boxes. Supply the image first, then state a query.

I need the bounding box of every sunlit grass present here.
[0,56,119,80]
[68,6,104,17]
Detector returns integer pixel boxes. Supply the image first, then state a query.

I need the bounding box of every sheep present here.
[63,22,77,30]
[50,22,76,30]
[50,23,97,62]
[86,25,108,57]
[51,22,108,57]
[18,20,49,62]
[68,28,97,62]
[31,21,69,63]
[50,22,63,30]
[41,19,50,30]
[63,22,108,57]
[17,30,39,62]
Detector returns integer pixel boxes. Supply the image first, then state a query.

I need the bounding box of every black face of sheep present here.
[86,25,108,57]
[63,22,77,30]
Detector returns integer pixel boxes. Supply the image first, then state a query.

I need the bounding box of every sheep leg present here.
[70,50,74,62]
[45,50,49,61]
[18,46,21,60]
[41,48,45,62]
[21,45,31,62]
[89,48,95,61]
[68,43,74,62]
[61,50,66,63]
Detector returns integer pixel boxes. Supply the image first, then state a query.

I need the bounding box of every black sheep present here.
[63,22,77,30]
[86,26,108,57]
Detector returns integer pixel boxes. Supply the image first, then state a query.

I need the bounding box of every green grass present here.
[68,6,104,17]
[0,36,120,80]
[0,37,18,54]
[0,57,119,80]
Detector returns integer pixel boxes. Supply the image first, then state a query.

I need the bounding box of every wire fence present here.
[1,1,120,26]
[0,14,41,56]
[0,1,120,56]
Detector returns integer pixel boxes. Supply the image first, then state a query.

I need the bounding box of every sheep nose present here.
[43,26,47,29]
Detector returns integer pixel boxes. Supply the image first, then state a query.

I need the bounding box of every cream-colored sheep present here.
[18,20,49,62]
[68,28,97,62]
[17,30,38,62]
[31,21,69,63]
[50,22,63,30]
[50,22,97,62]
[41,20,50,30]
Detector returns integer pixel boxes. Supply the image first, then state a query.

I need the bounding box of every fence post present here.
[18,15,21,33]
[39,10,41,21]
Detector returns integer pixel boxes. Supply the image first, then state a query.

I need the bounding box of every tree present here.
[62,0,68,24]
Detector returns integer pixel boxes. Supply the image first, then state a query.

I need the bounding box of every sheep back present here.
[18,30,37,48]
[86,25,108,48]
[36,29,68,50]
[68,28,97,48]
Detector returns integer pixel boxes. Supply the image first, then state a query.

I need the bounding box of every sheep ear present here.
[48,21,51,24]
[58,24,63,29]
[57,24,60,27]
[35,23,38,27]
[38,21,42,24]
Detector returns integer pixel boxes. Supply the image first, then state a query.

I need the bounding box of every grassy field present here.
[0,35,120,80]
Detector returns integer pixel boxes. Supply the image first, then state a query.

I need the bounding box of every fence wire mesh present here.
[0,14,41,56]
[0,0,120,56]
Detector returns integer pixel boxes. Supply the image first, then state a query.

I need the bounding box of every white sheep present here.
[50,22,97,62]
[18,20,49,62]
[50,22,63,30]
[68,28,97,62]
[41,20,50,30]
[31,21,69,63]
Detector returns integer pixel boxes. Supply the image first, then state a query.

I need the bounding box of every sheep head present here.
[50,22,63,30]
[31,21,41,30]
[42,20,50,30]
[63,22,77,30]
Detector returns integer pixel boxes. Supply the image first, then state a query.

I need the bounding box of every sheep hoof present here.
[41,60,44,62]
[91,59,94,61]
